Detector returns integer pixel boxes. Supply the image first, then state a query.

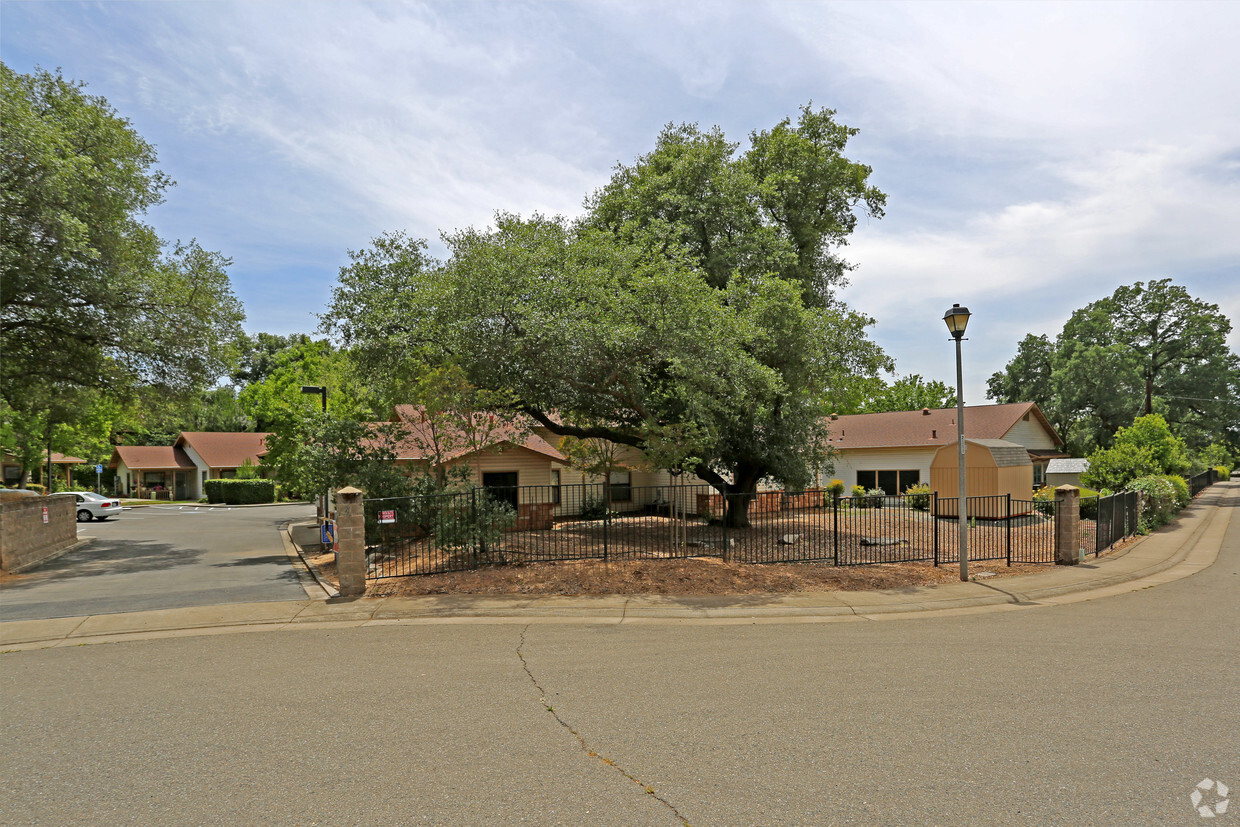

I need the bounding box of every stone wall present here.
[0,493,77,572]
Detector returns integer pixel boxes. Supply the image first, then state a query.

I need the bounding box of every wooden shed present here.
[930,438,1034,518]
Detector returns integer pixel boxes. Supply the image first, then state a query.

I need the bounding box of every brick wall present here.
[0,493,77,572]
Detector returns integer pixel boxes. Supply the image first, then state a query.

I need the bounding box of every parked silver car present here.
[69,491,123,522]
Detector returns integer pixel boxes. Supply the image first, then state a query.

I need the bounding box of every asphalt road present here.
[0,503,313,620]
[1,497,1236,824]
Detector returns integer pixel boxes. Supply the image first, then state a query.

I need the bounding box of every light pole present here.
[943,304,971,582]
[300,385,329,523]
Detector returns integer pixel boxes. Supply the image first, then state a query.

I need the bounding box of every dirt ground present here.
[302,543,1130,598]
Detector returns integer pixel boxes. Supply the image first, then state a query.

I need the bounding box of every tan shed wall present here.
[930,443,1034,517]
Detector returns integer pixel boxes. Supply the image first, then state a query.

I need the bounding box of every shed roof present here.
[825,402,1061,450]
[175,432,271,468]
[1046,458,1090,475]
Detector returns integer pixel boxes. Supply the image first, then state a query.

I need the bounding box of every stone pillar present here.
[1054,484,1081,566]
[335,486,366,597]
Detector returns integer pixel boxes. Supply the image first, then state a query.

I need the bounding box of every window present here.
[610,470,632,502]
[1034,464,1045,486]
[482,472,519,509]
[550,469,561,505]
[857,469,920,494]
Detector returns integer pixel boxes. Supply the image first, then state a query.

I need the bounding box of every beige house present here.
[110,432,271,499]
[2,451,86,490]
[823,402,1064,495]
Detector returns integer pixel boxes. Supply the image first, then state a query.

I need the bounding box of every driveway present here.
[0,503,314,621]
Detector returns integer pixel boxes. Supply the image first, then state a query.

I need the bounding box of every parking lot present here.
[0,503,315,621]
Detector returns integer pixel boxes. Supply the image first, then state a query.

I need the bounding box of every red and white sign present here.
[378,510,396,524]
[42,506,49,524]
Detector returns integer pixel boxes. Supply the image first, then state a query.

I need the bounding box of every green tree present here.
[1,64,245,441]
[238,337,375,431]
[586,104,885,308]
[1111,414,1190,476]
[856,373,957,414]
[328,215,889,526]
[262,411,411,501]
[989,280,1240,451]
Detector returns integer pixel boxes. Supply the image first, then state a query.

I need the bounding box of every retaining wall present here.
[0,493,77,571]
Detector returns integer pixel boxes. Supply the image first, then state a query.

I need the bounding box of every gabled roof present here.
[386,406,567,464]
[826,402,1062,450]
[1047,458,1090,475]
[175,432,271,469]
[110,445,196,470]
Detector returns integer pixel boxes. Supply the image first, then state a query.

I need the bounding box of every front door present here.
[174,472,187,501]
[481,472,519,509]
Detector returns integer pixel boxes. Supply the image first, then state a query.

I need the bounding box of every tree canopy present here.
[988,279,1239,452]
[325,107,890,524]
[1,64,244,421]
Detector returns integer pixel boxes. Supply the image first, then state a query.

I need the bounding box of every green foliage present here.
[827,479,846,497]
[1081,444,1160,491]
[1194,443,1234,475]
[1113,414,1189,475]
[849,485,883,508]
[1,63,244,432]
[579,495,611,521]
[237,337,375,431]
[1128,475,1178,531]
[1166,475,1190,510]
[1032,485,1057,517]
[989,280,1240,453]
[905,483,931,511]
[234,458,261,480]
[853,374,957,414]
[325,107,891,528]
[433,494,516,553]
[262,411,413,501]
[204,479,275,505]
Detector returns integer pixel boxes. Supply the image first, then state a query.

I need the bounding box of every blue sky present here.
[4,1,1239,403]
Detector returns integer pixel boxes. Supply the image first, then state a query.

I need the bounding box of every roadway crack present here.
[516,624,690,826]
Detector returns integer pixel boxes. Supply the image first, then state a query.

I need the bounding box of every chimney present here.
[922,408,930,415]
[830,413,838,420]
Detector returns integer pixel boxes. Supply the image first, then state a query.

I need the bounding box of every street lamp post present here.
[943,304,971,582]
[300,385,329,523]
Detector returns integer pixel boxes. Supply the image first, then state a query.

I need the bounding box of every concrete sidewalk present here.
[2,481,1233,650]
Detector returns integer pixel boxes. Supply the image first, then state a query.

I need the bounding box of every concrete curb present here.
[0,482,1233,650]
[282,523,339,600]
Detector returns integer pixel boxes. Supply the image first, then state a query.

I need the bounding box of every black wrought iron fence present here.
[1189,468,1220,498]
[1092,490,1139,555]
[361,484,1104,578]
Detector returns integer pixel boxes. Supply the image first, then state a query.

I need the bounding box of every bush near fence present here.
[204,479,275,504]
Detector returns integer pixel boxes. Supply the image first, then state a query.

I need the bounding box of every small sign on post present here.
[378,509,396,524]
[95,464,103,494]
[321,521,336,547]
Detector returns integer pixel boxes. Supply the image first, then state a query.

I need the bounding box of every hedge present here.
[204,479,276,505]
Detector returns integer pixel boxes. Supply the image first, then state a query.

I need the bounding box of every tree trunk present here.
[722,462,765,528]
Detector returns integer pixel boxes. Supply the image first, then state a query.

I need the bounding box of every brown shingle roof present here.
[175,432,271,469]
[110,445,197,470]
[387,407,566,464]
[826,403,1061,450]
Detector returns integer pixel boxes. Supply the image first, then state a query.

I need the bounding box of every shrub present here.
[1079,495,1099,521]
[580,495,610,520]
[204,479,276,505]
[434,495,516,552]
[1128,475,1176,532]
[24,483,46,495]
[235,458,261,480]
[905,483,931,511]
[1081,445,1160,491]
[827,479,846,497]
[1032,485,1055,517]
[1166,475,1190,509]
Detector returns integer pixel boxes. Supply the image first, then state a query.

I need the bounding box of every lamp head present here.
[300,385,324,394]
[943,304,971,340]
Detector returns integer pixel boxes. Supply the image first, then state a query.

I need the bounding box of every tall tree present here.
[1,64,244,420]
[856,374,957,414]
[989,280,1240,451]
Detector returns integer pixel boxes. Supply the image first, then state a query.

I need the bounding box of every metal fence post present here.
[932,492,939,566]
[1005,493,1012,566]
[721,493,729,562]
[603,493,609,562]
[832,491,839,566]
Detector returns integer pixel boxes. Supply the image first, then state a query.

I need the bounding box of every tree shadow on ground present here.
[0,540,203,588]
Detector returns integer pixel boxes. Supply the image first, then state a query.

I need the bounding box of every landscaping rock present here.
[859,536,907,547]
[779,534,801,545]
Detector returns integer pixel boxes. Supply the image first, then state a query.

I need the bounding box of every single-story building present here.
[929,438,1035,517]
[823,402,1065,495]
[2,450,87,490]
[1045,458,1090,488]
[109,432,271,500]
